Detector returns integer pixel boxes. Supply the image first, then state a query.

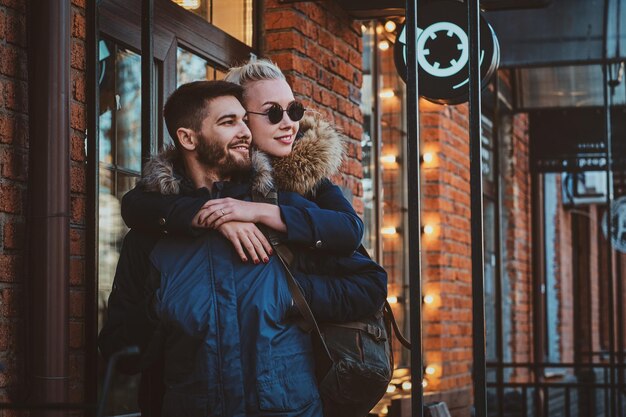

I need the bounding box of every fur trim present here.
[138,116,346,196]
[271,115,346,195]
[137,147,182,195]
[250,149,274,197]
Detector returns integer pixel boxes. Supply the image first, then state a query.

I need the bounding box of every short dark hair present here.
[163,80,244,149]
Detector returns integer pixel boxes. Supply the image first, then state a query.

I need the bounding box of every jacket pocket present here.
[256,352,319,412]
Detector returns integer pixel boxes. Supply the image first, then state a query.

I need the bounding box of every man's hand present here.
[193,198,287,232]
[215,221,273,264]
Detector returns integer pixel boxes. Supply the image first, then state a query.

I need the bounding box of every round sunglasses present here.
[247,101,306,125]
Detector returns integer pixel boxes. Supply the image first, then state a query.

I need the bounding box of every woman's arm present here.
[279,179,364,255]
[292,250,387,322]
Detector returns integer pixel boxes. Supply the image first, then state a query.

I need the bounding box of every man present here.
[98,81,386,417]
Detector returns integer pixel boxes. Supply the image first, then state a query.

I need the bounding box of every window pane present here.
[170,0,253,46]
[97,39,143,416]
[177,47,226,86]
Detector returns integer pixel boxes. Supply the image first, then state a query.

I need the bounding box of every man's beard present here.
[196,133,252,176]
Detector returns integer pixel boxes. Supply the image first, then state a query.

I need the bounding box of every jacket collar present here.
[137,115,346,196]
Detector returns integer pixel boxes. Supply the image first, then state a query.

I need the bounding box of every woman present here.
[122,59,383,322]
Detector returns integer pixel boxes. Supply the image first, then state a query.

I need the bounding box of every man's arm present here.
[98,230,161,374]
[121,186,210,236]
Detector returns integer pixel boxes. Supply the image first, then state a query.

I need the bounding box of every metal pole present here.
[601,0,617,415]
[85,0,100,414]
[142,0,155,162]
[405,0,424,416]
[468,0,487,416]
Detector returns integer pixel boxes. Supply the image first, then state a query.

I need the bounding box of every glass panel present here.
[170,0,253,46]
[360,22,378,258]
[543,173,562,363]
[97,39,143,416]
[516,65,626,109]
[177,47,226,86]
[484,198,497,362]
[115,49,142,172]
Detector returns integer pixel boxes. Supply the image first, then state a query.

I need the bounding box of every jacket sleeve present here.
[292,250,387,323]
[98,230,162,375]
[279,179,364,255]
[121,186,209,236]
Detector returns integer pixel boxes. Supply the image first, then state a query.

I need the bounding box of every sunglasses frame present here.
[247,101,306,125]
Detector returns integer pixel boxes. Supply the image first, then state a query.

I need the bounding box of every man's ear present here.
[176,127,197,151]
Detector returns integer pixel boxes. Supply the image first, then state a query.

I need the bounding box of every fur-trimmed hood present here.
[138,115,347,196]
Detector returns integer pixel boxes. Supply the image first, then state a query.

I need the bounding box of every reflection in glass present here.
[170,0,253,46]
[177,48,225,87]
[97,39,143,415]
[360,22,378,258]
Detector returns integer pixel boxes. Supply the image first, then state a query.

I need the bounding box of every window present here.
[97,39,143,415]
[95,0,255,412]
[170,0,254,46]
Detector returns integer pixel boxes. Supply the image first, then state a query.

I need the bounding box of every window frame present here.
[89,0,257,409]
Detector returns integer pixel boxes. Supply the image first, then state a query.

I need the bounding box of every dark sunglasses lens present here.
[287,102,305,122]
[267,104,285,124]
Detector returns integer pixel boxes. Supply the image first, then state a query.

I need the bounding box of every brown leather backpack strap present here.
[384,301,412,350]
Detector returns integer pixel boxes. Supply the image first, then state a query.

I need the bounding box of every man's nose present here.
[239,122,252,138]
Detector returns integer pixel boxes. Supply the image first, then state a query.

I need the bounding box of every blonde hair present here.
[225,58,286,87]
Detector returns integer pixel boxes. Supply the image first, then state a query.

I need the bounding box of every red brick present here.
[69,289,84,318]
[72,71,86,103]
[70,195,85,225]
[0,288,19,317]
[69,258,84,286]
[69,228,85,256]
[0,0,25,12]
[0,147,27,181]
[0,322,19,351]
[2,222,23,250]
[1,79,27,113]
[71,134,86,162]
[0,183,21,213]
[70,102,86,131]
[71,39,85,70]
[70,163,85,193]
[0,254,21,283]
[0,9,6,40]
[71,9,86,40]
[69,320,83,348]
[5,11,25,46]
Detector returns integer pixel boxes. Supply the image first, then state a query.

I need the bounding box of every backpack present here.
[252,189,411,416]
[271,230,411,417]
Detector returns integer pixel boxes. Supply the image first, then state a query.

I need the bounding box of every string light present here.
[381,226,398,236]
[425,365,436,376]
[423,294,435,304]
[401,381,412,390]
[422,379,428,388]
[378,40,390,51]
[379,88,395,99]
[422,224,434,235]
[380,154,398,164]
[387,295,399,304]
[422,152,434,164]
[384,20,397,33]
[386,384,397,393]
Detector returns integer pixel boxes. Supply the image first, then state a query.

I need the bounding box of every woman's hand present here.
[194,198,287,232]
[215,221,273,264]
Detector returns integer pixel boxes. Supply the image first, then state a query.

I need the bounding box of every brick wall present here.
[503,112,532,381]
[420,101,473,416]
[0,0,28,407]
[262,0,364,212]
[69,0,88,404]
[0,0,88,408]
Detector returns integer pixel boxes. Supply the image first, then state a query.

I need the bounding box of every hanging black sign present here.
[394,0,500,105]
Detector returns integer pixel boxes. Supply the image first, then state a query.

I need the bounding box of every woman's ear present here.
[176,127,197,151]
